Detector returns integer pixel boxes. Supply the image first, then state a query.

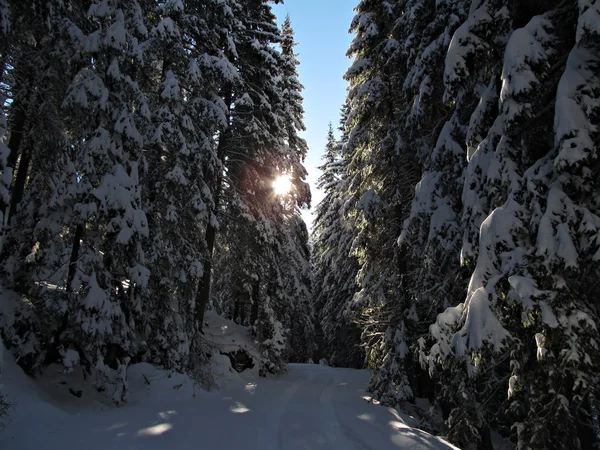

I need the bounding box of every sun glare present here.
[273,174,292,196]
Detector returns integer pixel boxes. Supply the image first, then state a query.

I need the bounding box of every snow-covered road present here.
[266,364,455,450]
[1,351,457,450]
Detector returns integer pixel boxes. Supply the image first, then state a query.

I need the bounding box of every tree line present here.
[0,0,313,401]
[313,0,600,449]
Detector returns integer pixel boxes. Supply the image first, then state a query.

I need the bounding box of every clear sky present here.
[272,0,356,231]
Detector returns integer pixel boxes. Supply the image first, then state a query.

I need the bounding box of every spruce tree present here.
[313,121,363,367]
[331,1,600,448]
[210,2,312,373]
[342,0,421,397]
[141,0,235,371]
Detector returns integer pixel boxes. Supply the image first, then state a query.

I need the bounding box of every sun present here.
[273,174,292,196]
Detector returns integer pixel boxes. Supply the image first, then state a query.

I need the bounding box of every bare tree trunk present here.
[195,175,221,329]
[66,224,84,292]
[7,144,31,224]
[239,299,246,325]
[250,279,259,326]
[0,52,8,86]
[0,101,27,219]
[232,298,240,323]
[0,96,31,270]
[195,88,232,330]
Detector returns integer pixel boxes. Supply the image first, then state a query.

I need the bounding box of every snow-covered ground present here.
[1,313,457,450]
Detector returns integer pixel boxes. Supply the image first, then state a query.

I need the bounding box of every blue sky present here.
[272,0,356,230]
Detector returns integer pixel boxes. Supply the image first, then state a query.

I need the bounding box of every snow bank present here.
[203,310,262,382]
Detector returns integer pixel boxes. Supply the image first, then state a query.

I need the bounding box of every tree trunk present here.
[67,224,84,292]
[0,101,27,219]
[477,425,493,450]
[250,279,259,326]
[239,298,246,325]
[195,198,219,329]
[233,298,240,323]
[7,144,31,224]
[194,88,232,330]
[0,52,8,86]
[577,395,600,450]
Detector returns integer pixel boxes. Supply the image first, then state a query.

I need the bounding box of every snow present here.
[508,275,543,311]
[536,187,580,269]
[507,275,559,327]
[1,313,457,450]
[500,16,553,124]
[104,10,127,50]
[427,304,465,372]
[452,287,510,359]
[577,0,600,42]
[154,17,180,40]
[444,5,492,98]
[128,264,151,289]
[162,0,184,13]
[59,349,81,374]
[87,0,112,19]
[507,375,518,398]
[553,46,598,170]
[466,79,496,162]
[161,70,181,100]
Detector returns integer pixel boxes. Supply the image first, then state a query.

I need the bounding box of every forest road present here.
[0,350,458,450]
[274,366,358,450]
[254,364,456,450]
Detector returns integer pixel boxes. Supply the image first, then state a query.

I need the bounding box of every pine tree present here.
[280,15,310,206]
[0,0,312,397]
[0,0,96,373]
[419,1,600,448]
[331,0,600,448]
[278,15,313,363]
[285,212,314,363]
[193,0,241,331]
[141,0,235,372]
[368,0,472,412]
[312,121,363,367]
[341,0,422,398]
[57,0,153,400]
[209,1,312,373]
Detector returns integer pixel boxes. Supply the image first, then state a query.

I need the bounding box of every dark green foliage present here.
[0,0,312,397]
[322,1,600,449]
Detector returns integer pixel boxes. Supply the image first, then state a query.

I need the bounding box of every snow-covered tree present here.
[331,0,600,448]
[341,0,422,397]
[285,212,314,363]
[279,15,310,206]
[55,0,153,399]
[209,1,312,373]
[420,1,600,448]
[0,0,311,397]
[140,0,235,372]
[312,121,363,367]
[0,0,96,373]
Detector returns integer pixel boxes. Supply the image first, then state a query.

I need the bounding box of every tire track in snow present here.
[276,367,359,450]
[318,376,359,450]
[255,370,313,450]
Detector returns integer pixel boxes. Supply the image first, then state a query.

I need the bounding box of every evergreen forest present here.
[1,1,599,449]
